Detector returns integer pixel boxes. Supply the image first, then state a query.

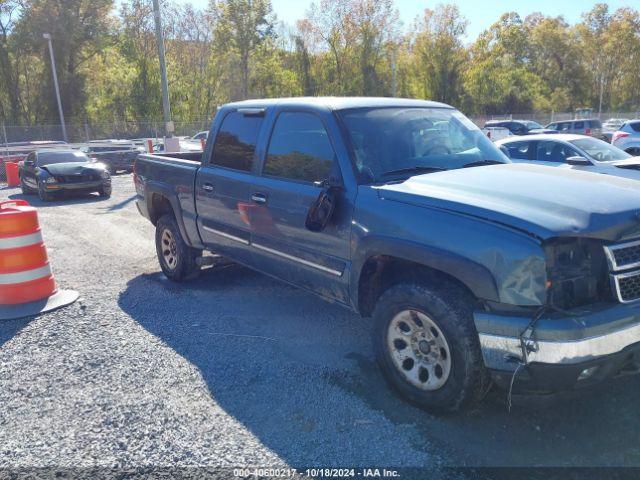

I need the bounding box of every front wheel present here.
[372,282,489,413]
[37,181,54,202]
[155,214,202,282]
[98,184,112,198]
[20,176,33,195]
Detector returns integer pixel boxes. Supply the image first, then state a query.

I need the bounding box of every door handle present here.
[251,193,267,205]
[202,183,214,192]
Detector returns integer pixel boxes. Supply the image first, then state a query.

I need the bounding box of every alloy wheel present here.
[386,309,452,391]
[161,228,178,270]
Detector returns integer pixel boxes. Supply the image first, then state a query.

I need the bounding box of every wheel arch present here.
[145,182,197,248]
[352,238,500,317]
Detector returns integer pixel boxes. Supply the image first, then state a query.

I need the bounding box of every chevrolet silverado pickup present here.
[134,97,640,412]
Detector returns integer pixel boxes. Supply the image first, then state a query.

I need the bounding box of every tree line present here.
[0,0,639,127]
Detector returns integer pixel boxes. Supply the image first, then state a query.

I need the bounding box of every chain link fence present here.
[469,111,640,128]
[2,111,640,183]
[3,112,640,144]
[1,119,213,145]
[0,118,214,183]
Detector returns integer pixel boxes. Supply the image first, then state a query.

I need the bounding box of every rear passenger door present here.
[195,109,265,263]
[248,111,352,304]
[503,141,536,163]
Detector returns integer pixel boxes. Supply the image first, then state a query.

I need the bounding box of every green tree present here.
[15,0,114,122]
[525,13,587,111]
[412,4,468,105]
[212,0,275,100]
[0,0,21,123]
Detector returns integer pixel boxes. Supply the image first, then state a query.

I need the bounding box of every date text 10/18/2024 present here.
[233,468,401,478]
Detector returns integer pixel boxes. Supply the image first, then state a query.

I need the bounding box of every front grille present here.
[55,174,97,183]
[615,272,640,303]
[605,240,640,271]
[607,239,640,303]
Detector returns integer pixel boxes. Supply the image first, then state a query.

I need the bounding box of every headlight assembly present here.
[100,170,110,179]
[44,176,57,184]
[544,238,611,309]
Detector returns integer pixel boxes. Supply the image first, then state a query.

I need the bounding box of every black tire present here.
[37,180,54,202]
[98,184,112,198]
[372,282,490,413]
[155,214,201,282]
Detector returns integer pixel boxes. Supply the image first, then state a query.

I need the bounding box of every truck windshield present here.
[338,107,509,183]
[569,137,631,162]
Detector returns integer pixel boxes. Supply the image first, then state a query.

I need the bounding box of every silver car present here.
[496,133,640,181]
[612,120,640,156]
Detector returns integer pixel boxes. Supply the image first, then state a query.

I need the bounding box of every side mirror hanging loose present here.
[306,181,339,232]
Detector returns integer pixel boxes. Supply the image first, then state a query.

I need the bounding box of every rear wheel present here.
[372,282,489,413]
[155,214,201,281]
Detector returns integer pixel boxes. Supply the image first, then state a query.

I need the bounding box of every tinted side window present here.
[574,121,584,129]
[211,111,264,171]
[505,141,533,160]
[264,112,335,183]
[589,120,602,129]
[630,121,640,133]
[508,122,523,133]
[537,141,578,163]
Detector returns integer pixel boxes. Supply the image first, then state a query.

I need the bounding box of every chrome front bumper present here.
[475,303,640,372]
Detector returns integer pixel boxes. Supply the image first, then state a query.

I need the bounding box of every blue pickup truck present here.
[135,97,640,412]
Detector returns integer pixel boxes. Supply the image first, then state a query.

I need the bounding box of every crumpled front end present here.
[476,235,640,393]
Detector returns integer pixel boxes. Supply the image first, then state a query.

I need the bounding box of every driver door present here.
[20,152,39,189]
[248,111,352,304]
[534,141,588,170]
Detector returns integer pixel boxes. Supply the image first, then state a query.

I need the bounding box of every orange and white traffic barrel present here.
[0,200,78,320]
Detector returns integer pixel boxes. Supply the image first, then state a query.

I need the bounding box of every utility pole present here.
[2,122,8,157]
[43,34,67,143]
[152,0,174,138]
[391,49,397,98]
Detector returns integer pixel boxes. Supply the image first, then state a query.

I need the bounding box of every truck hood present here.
[40,162,105,175]
[377,163,640,241]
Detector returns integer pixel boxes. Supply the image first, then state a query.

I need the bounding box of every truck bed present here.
[134,151,203,247]
[142,151,203,163]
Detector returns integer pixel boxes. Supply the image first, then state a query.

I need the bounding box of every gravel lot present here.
[2,174,640,472]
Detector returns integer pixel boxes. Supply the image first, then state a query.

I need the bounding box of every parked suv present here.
[81,141,144,174]
[612,120,640,156]
[135,97,640,412]
[546,118,604,140]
